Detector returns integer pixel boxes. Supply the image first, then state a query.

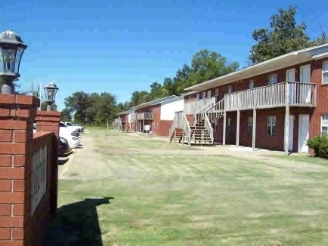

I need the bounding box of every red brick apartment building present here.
[116,95,183,136]
[117,109,136,132]
[171,43,328,153]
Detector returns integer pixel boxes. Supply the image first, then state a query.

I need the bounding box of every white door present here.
[288,115,294,151]
[286,69,296,104]
[298,114,310,152]
[300,65,311,103]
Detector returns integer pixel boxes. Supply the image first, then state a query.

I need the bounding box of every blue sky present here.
[2,0,327,110]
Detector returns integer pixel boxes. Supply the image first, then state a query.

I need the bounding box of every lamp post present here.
[0,30,27,94]
[44,82,59,111]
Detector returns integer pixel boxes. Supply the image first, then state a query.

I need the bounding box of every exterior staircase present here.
[169,98,225,146]
[189,119,213,145]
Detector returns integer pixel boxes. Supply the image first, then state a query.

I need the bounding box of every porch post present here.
[236,110,240,147]
[284,82,290,155]
[223,112,226,145]
[252,108,256,150]
[143,119,145,133]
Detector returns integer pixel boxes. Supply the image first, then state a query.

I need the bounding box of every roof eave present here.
[184,43,328,91]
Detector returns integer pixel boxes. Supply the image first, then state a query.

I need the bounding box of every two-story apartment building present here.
[117,109,136,132]
[133,95,177,134]
[173,43,328,153]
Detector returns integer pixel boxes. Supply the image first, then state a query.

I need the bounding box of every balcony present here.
[136,112,153,120]
[224,82,316,111]
[184,97,216,114]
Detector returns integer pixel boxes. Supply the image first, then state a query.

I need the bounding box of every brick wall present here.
[35,111,61,138]
[0,94,60,246]
[187,59,328,152]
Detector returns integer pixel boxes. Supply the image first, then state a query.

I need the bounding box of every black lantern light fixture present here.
[44,82,59,111]
[0,30,27,94]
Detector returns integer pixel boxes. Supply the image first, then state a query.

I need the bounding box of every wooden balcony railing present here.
[130,113,136,123]
[169,111,191,144]
[137,112,153,120]
[184,97,216,115]
[224,82,316,111]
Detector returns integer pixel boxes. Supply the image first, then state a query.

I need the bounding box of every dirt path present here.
[58,132,112,180]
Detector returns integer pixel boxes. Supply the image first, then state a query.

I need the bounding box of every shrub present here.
[306,134,328,158]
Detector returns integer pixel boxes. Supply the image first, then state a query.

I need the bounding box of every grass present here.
[269,154,328,165]
[45,128,328,245]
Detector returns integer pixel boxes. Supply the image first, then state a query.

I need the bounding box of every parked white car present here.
[59,122,81,149]
[73,123,85,132]
[64,121,82,132]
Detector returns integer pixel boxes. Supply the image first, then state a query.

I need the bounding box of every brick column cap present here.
[36,111,61,122]
[0,94,40,106]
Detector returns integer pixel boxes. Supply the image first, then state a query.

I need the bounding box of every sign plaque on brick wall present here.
[31,145,48,215]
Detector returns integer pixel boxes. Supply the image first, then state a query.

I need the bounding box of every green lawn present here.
[44,129,328,245]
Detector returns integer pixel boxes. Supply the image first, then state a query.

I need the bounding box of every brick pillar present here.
[35,111,61,139]
[0,94,39,245]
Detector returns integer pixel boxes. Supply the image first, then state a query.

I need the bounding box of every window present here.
[247,117,253,134]
[249,80,254,89]
[202,91,206,99]
[196,93,200,100]
[268,74,277,85]
[322,61,328,84]
[188,95,191,102]
[321,115,328,135]
[267,116,276,136]
[207,90,211,98]
[214,88,219,96]
[59,123,66,128]
[227,118,231,133]
[228,85,232,93]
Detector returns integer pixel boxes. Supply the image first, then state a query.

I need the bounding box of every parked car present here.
[59,122,81,149]
[60,122,79,137]
[58,137,70,156]
[33,123,36,133]
[73,123,85,132]
[65,121,83,133]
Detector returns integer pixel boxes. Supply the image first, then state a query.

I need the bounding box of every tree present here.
[149,82,163,99]
[129,91,151,107]
[64,91,118,125]
[19,80,41,97]
[248,6,327,65]
[189,49,238,86]
[41,102,57,111]
[64,91,92,123]
[61,108,71,122]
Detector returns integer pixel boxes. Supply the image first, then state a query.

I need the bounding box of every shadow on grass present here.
[42,197,114,246]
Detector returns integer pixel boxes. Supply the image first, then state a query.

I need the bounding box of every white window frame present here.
[202,91,206,99]
[247,117,253,134]
[267,116,276,136]
[249,80,254,89]
[207,90,211,98]
[196,93,200,100]
[322,60,328,84]
[228,85,232,93]
[321,114,328,135]
[214,88,219,96]
[268,73,277,85]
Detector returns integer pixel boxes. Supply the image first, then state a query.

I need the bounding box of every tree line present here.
[61,6,327,125]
